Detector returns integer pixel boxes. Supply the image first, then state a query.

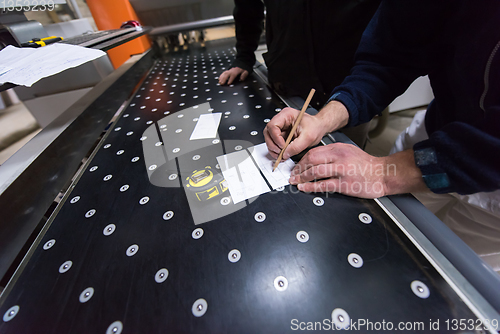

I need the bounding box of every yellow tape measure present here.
[21,36,64,48]
[186,166,228,202]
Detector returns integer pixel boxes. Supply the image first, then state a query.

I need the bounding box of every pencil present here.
[272,88,316,172]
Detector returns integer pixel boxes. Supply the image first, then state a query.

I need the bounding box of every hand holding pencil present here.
[272,89,316,171]
[264,88,331,169]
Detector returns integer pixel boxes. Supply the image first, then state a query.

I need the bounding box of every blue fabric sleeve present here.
[329,0,500,195]
[413,105,500,194]
[329,0,450,127]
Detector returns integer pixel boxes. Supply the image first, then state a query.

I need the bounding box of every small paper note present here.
[216,143,296,204]
[249,143,295,190]
[190,113,222,140]
[217,149,271,204]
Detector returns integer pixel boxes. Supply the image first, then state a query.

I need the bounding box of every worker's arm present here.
[329,0,451,127]
[263,100,349,160]
[288,144,428,199]
[332,0,500,195]
[411,108,500,195]
[219,0,264,85]
[263,101,428,199]
[264,0,447,160]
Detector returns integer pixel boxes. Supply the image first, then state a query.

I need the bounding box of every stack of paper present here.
[0,44,106,87]
[216,143,295,204]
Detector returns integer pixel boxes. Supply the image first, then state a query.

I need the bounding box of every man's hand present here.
[219,67,249,85]
[264,100,350,160]
[289,144,428,199]
[264,107,327,160]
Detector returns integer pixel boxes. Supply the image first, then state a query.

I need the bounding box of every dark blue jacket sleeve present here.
[329,0,450,127]
[329,0,500,195]
[413,63,500,195]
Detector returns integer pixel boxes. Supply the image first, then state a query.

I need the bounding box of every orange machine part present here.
[86,0,151,69]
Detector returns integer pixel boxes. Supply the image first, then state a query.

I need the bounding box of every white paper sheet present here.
[190,112,222,140]
[216,143,296,204]
[250,143,295,190]
[216,149,271,204]
[0,44,106,87]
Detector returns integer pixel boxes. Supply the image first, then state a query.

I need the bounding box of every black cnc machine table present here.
[1,39,499,333]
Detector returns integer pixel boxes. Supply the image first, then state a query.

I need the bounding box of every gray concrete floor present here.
[0,100,40,165]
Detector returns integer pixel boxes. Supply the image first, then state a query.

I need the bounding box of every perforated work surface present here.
[0,41,478,333]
